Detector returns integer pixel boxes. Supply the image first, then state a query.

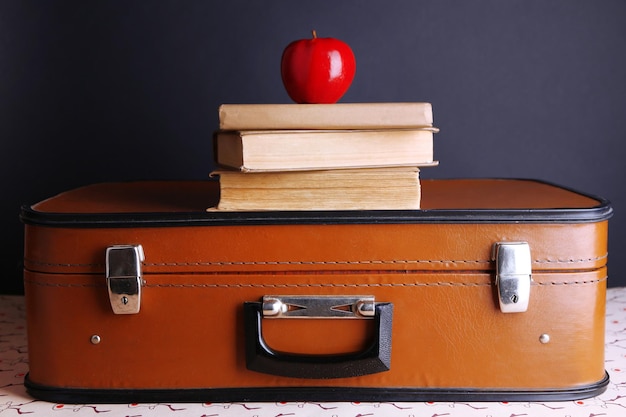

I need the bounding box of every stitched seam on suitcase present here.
[144,279,607,288]
[22,280,103,288]
[23,276,608,288]
[144,256,607,266]
[23,254,609,268]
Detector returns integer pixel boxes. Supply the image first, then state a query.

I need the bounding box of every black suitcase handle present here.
[243,302,393,379]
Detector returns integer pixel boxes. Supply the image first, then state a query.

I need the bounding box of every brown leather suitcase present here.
[20,178,612,403]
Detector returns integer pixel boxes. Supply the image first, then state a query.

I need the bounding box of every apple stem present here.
[312,29,317,39]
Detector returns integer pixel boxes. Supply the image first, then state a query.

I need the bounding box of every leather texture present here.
[22,179,610,391]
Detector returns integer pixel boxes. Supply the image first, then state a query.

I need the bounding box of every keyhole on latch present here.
[121,296,129,305]
[510,294,519,303]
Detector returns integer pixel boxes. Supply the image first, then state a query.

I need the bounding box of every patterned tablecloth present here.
[1,288,625,416]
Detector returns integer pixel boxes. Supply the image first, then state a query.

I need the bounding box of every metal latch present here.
[105,245,145,314]
[492,242,532,313]
[262,295,376,319]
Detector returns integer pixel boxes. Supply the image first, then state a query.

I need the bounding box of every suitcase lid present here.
[21,178,612,227]
[21,179,610,284]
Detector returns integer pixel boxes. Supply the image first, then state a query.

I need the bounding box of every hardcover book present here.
[215,128,438,172]
[218,102,434,130]
[209,167,421,211]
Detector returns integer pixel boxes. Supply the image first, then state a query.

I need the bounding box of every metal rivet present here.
[90,335,101,345]
[539,334,550,344]
[262,298,287,317]
[355,299,376,317]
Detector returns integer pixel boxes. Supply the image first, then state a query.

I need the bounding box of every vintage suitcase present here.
[20,178,612,403]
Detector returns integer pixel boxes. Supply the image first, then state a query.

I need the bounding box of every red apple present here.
[281,30,356,104]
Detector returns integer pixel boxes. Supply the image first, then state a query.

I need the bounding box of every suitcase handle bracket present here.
[261,295,375,319]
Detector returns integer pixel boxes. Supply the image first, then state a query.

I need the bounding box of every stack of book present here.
[209,102,439,211]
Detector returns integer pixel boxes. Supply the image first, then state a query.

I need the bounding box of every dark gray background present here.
[2,1,625,293]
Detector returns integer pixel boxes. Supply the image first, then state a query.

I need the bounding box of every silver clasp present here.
[105,245,145,314]
[492,242,532,313]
